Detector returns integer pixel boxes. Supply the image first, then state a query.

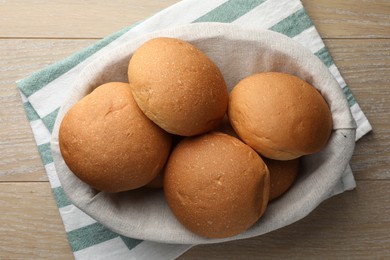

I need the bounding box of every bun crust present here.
[59,82,172,192]
[128,37,228,136]
[228,72,333,160]
[164,132,270,238]
[264,158,299,201]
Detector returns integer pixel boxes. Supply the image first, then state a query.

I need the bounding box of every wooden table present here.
[1,1,389,259]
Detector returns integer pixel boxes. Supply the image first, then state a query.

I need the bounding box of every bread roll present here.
[264,158,299,201]
[128,37,228,136]
[164,132,270,238]
[59,82,172,192]
[228,72,332,160]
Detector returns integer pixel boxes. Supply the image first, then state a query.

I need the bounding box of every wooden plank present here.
[0,0,388,39]
[324,39,390,180]
[0,182,73,259]
[0,0,180,38]
[181,180,390,259]
[0,39,95,182]
[302,0,390,39]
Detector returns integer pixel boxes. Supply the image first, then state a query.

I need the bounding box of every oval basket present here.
[51,23,356,244]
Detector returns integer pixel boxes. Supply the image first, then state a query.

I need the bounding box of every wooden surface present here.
[0,0,389,259]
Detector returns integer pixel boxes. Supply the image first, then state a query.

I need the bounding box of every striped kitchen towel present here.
[17,0,372,259]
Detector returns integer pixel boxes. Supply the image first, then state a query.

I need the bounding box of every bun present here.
[128,37,228,136]
[228,72,332,160]
[164,132,270,238]
[59,82,172,192]
[264,158,299,201]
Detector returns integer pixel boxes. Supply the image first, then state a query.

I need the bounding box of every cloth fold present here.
[17,0,371,259]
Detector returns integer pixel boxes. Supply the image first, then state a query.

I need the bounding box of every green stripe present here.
[67,222,119,252]
[120,236,143,250]
[342,85,356,106]
[23,101,40,121]
[37,142,53,165]
[270,8,313,38]
[17,24,137,98]
[315,47,334,68]
[42,107,60,133]
[52,186,71,208]
[194,0,266,23]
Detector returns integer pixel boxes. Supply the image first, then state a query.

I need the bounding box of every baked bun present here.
[164,132,270,238]
[228,72,332,160]
[128,37,228,136]
[264,158,299,201]
[59,82,172,192]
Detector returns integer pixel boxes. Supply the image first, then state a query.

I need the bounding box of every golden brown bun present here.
[164,132,270,239]
[59,82,172,192]
[264,158,299,201]
[128,37,228,136]
[228,72,333,160]
[218,116,299,201]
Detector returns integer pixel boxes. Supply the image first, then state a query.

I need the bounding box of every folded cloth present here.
[16,0,372,259]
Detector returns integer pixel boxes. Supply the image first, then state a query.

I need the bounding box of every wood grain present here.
[324,39,390,180]
[0,0,388,39]
[302,0,390,39]
[0,182,73,260]
[0,0,180,39]
[0,39,95,182]
[181,180,390,259]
